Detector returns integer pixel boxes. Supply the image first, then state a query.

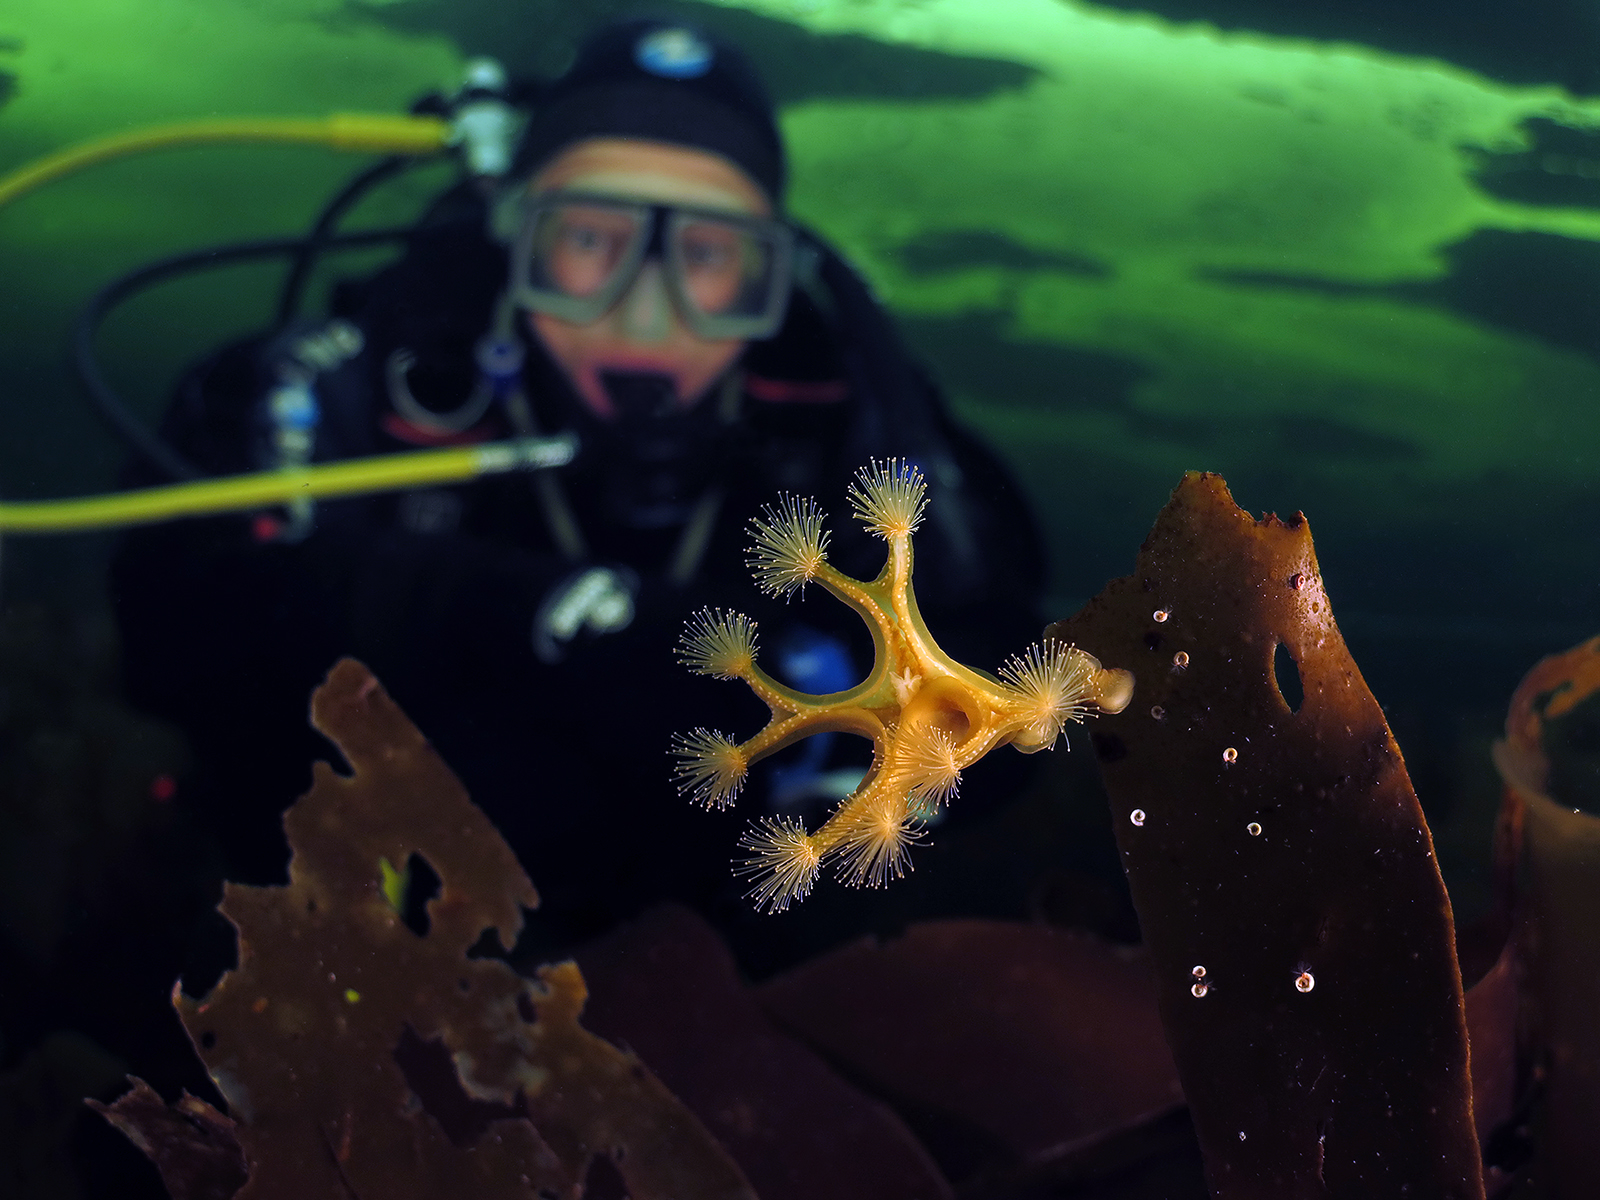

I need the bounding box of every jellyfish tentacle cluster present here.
[672,459,1134,913]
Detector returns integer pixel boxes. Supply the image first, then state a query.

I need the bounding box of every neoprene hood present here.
[511,19,787,203]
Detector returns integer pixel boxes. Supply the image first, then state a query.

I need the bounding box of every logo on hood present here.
[635,27,714,80]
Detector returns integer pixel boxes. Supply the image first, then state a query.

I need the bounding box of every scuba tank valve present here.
[448,58,522,180]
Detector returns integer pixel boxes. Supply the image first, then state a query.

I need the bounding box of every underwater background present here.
[2,0,1600,1195]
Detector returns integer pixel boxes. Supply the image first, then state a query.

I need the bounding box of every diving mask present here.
[510,191,794,340]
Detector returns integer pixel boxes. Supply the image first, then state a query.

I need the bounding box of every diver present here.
[110,18,1048,954]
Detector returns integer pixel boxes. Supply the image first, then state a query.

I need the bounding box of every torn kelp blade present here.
[1050,473,1480,1200]
[88,1078,248,1200]
[154,658,754,1200]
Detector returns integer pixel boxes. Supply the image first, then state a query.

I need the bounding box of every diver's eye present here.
[682,239,735,270]
[559,223,629,258]
[537,207,641,298]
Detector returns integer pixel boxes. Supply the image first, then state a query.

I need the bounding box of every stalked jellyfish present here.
[673,459,1133,912]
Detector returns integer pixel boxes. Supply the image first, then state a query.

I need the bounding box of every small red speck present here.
[149,773,177,802]
[251,513,283,542]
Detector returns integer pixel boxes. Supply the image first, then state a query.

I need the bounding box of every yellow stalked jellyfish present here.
[672,460,1134,913]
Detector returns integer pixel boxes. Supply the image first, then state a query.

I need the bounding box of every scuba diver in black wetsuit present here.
[111,19,1048,949]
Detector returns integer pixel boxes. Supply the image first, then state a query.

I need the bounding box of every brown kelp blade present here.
[758,919,1182,1167]
[1493,636,1600,1198]
[109,658,754,1200]
[576,904,955,1200]
[88,1079,248,1200]
[1050,472,1480,1200]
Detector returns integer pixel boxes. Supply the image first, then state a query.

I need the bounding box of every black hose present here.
[274,155,412,328]
[73,227,417,480]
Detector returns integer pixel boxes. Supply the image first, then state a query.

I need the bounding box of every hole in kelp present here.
[399,853,442,938]
[1274,642,1304,714]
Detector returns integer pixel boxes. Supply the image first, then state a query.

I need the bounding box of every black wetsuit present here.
[110,187,1048,952]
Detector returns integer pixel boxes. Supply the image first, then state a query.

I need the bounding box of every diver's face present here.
[525,138,773,420]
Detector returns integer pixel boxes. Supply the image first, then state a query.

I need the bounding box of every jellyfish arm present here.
[672,460,1135,913]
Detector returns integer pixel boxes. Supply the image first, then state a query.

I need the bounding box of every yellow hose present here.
[0,435,575,534]
[0,114,453,211]
[0,112,538,535]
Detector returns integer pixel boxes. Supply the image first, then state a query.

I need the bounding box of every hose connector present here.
[264,376,321,541]
[475,333,526,399]
[449,58,522,179]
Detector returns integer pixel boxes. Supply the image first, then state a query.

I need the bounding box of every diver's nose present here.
[616,260,673,342]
